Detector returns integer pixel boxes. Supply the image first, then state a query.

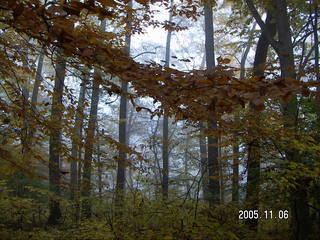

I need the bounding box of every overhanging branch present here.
[244,0,281,54]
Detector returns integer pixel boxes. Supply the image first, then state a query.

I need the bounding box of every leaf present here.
[217,56,231,65]
[82,48,94,57]
[254,103,265,112]
[281,92,292,102]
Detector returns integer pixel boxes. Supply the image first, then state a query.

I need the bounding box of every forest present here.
[0,0,319,239]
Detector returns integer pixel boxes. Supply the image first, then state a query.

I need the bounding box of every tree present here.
[162,0,174,200]
[199,122,208,200]
[47,50,66,225]
[31,51,44,107]
[81,28,106,220]
[70,69,87,223]
[274,1,310,238]
[70,71,87,199]
[204,0,220,207]
[245,0,313,237]
[115,0,132,208]
[245,10,276,230]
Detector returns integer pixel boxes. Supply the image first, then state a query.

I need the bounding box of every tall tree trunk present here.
[28,49,44,142]
[199,55,208,200]
[162,115,169,199]
[126,105,134,189]
[70,72,87,223]
[31,50,44,106]
[199,122,208,200]
[70,75,87,201]
[115,1,132,207]
[240,22,257,80]
[162,0,173,200]
[245,11,276,231]
[204,0,220,207]
[81,21,106,219]
[47,51,66,225]
[231,144,239,202]
[97,128,103,200]
[115,84,128,205]
[312,1,320,231]
[16,49,30,198]
[313,0,320,109]
[184,130,190,198]
[20,49,30,157]
[275,1,311,239]
[232,22,257,203]
[81,70,101,219]
[218,136,224,203]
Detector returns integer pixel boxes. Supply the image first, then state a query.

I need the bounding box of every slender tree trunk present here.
[275,1,311,239]
[20,49,30,157]
[97,128,103,200]
[184,130,190,198]
[199,122,208,200]
[218,137,224,203]
[31,51,44,106]
[313,1,320,106]
[16,50,30,197]
[81,21,106,219]
[77,149,82,199]
[245,11,276,230]
[126,105,134,189]
[27,49,44,142]
[81,71,101,219]
[240,22,257,80]
[232,144,239,202]
[162,114,169,199]
[70,75,87,201]
[162,0,173,200]
[312,1,320,231]
[232,22,256,203]
[199,56,208,200]
[204,0,220,207]
[47,51,66,225]
[115,85,128,205]
[70,72,87,223]
[115,1,132,207]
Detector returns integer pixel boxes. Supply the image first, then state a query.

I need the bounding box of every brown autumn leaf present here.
[82,48,94,57]
[217,56,231,65]
[254,103,265,112]
[282,92,293,102]
[301,86,310,97]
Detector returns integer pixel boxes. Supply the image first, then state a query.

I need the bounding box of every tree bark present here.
[27,49,44,141]
[81,70,101,219]
[199,122,208,200]
[31,50,44,106]
[204,0,220,207]
[184,129,190,199]
[161,0,173,200]
[232,22,257,201]
[115,1,132,208]
[240,22,257,80]
[231,144,239,202]
[312,1,320,231]
[81,21,106,219]
[245,10,277,231]
[97,128,103,200]
[47,50,66,225]
[275,1,311,239]
[70,74,87,201]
